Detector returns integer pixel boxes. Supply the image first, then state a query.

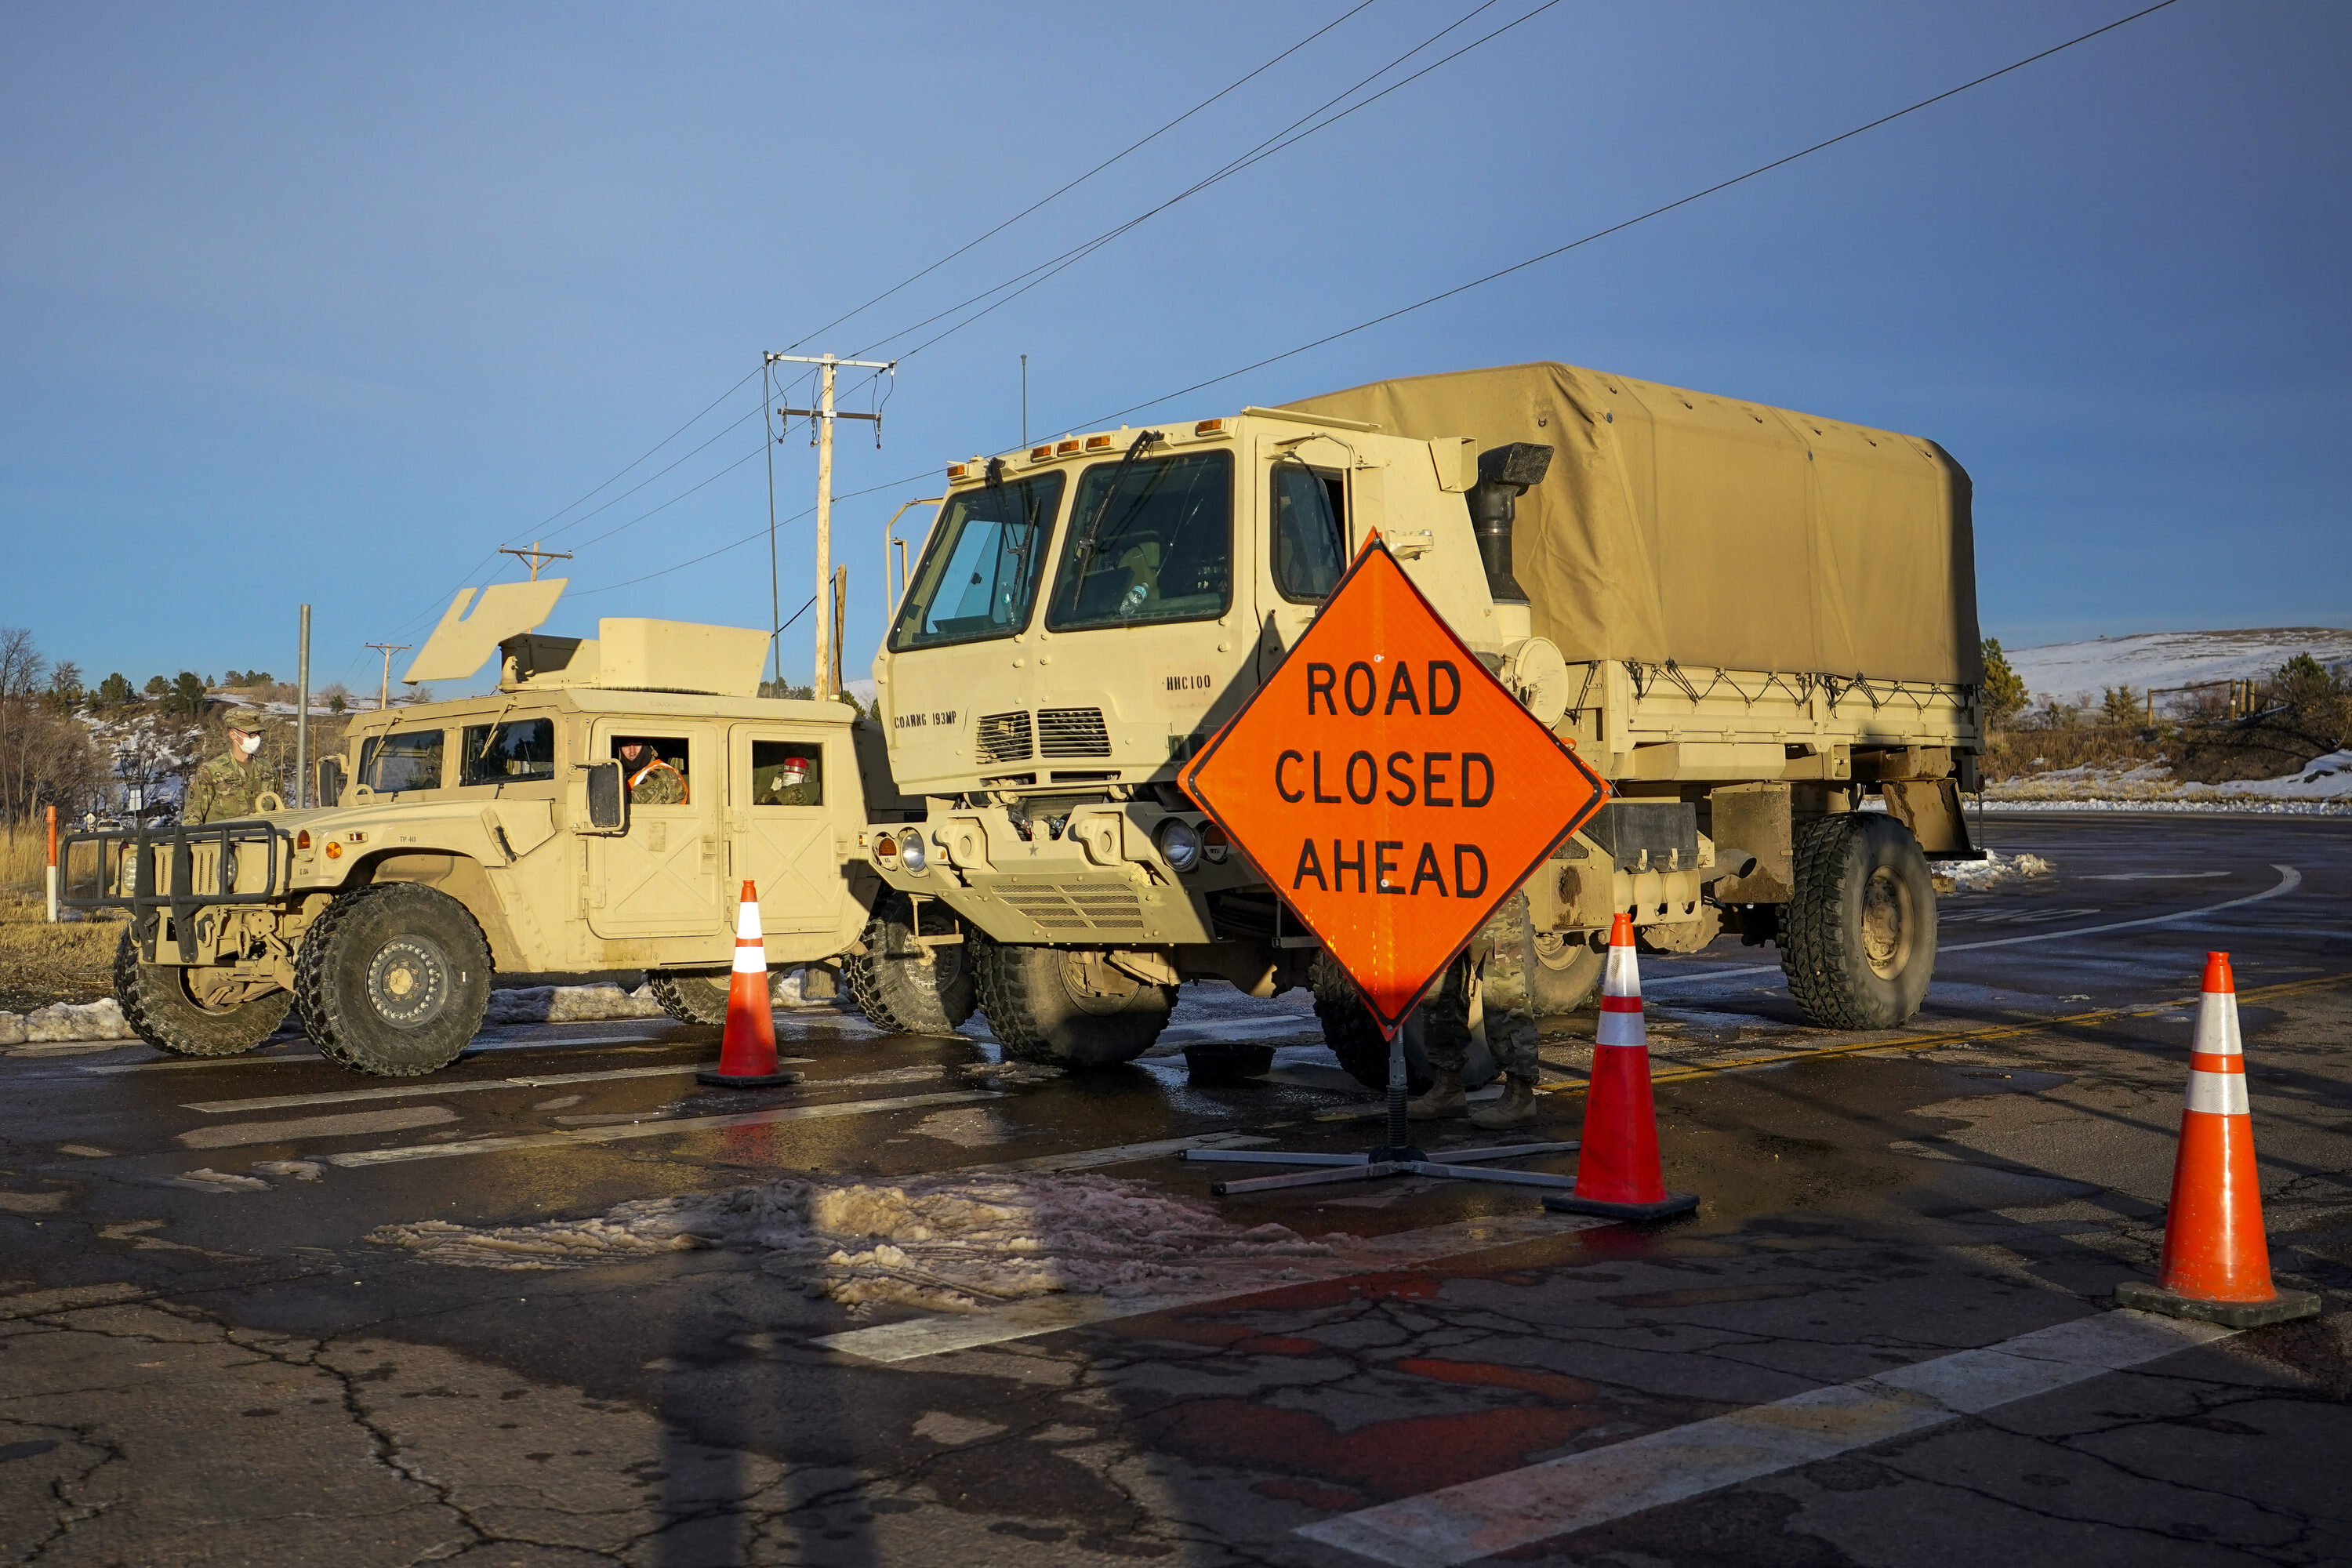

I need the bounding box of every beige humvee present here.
[858,363,1983,1081]
[61,586,951,1076]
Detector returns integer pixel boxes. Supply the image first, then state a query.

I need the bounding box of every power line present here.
[1077,0,2187,430]
[570,470,938,598]
[848,0,1548,365]
[531,365,762,538]
[777,0,1383,355]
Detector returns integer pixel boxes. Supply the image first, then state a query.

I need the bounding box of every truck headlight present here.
[1154,817,1201,873]
[899,834,927,873]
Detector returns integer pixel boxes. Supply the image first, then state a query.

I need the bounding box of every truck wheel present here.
[647,971,731,1026]
[971,935,1170,1068]
[1527,931,1604,1013]
[113,929,292,1057]
[296,884,492,1077]
[1311,953,1499,1093]
[844,894,976,1035]
[1780,815,1937,1029]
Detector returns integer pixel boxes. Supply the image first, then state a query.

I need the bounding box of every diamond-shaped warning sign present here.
[1182,535,1609,1034]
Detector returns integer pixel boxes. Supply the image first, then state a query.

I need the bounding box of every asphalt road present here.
[3,813,2348,1566]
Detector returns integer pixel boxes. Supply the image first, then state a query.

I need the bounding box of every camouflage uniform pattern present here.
[1421,891,1541,1079]
[626,758,688,805]
[754,759,821,807]
[183,750,282,826]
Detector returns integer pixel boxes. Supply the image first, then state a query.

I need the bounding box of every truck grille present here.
[974,710,1033,764]
[1036,706,1111,758]
[994,881,1145,934]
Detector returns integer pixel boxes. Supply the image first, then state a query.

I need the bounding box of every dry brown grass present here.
[0,891,127,1013]
[0,830,52,894]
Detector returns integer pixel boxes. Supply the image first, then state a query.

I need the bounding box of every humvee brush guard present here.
[862,362,1982,1080]
[61,586,953,1076]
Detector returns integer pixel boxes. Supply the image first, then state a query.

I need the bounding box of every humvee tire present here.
[114,929,292,1058]
[1310,953,1499,1094]
[1780,814,1936,1029]
[844,893,975,1035]
[970,935,1170,1068]
[296,884,492,1077]
[648,971,731,1026]
[1528,930,1605,1013]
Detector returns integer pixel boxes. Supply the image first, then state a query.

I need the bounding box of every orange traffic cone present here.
[2117,953,2317,1326]
[696,881,805,1089]
[1544,913,1697,1221]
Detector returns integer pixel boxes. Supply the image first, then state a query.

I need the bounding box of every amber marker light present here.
[1055,439,1080,454]
[296,829,310,850]
[325,841,343,859]
[1084,434,1112,450]
[1029,445,1052,460]
[1194,419,1224,436]
[946,463,969,480]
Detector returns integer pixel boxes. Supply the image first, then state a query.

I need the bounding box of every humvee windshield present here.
[1047,449,1232,630]
[890,470,1065,649]
[358,728,445,793]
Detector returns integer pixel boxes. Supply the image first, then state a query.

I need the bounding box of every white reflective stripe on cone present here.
[1595,1009,1647,1049]
[736,902,763,942]
[2184,1069,2250,1116]
[2194,989,2243,1055]
[732,942,768,975]
[1602,943,1642,1000]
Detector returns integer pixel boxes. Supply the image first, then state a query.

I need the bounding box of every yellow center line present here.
[1537,971,2352,1098]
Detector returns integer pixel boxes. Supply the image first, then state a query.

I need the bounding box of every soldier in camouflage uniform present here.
[753,750,822,807]
[183,706,283,825]
[617,740,688,805]
[1408,891,1544,1129]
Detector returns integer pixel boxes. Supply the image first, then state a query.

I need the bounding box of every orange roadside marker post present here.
[1178,535,1610,1196]
[1541,913,1697,1221]
[2116,953,2318,1327]
[696,881,807,1089]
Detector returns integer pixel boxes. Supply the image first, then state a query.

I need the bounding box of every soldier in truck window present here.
[616,739,687,804]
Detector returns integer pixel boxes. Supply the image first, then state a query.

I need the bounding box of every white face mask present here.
[238,734,262,757]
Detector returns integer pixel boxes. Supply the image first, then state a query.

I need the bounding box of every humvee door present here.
[728,724,847,935]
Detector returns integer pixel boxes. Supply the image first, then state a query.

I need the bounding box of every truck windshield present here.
[1046,448,1232,631]
[358,729,445,793]
[889,470,1065,649]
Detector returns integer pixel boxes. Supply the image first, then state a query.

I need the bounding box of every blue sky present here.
[4,1,2346,695]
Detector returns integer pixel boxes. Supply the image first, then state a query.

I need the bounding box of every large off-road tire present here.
[295,884,492,1077]
[113,929,292,1058]
[970,935,1171,1068]
[1310,953,1499,1094]
[844,894,975,1035]
[1527,930,1606,1014]
[647,971,731,1026]
[1780,814,1937,1029]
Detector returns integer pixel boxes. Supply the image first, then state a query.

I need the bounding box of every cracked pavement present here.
[2,813,2349,1565]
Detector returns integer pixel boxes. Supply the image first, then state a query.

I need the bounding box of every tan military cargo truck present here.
[860,361,1981,1082]
[60,589,967,1076]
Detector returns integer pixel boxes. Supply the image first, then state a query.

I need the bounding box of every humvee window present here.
[891,470,1065,649]
[358,729,446,793]
[613,736,690,803]
[1047,449,1232,631]
[460,718,555,786]
[1272,462,1347,601]
[750,740,822,806]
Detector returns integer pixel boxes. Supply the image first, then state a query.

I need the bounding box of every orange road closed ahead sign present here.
[1182,536,1609,1035]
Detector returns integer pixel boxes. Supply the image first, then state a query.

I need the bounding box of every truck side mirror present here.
[316,758,344,808]
[583,761,629,833]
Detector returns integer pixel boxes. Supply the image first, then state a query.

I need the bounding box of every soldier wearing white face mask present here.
[184,706,283,824]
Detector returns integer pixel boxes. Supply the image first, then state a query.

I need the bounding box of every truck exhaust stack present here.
[1467,441,1552,605]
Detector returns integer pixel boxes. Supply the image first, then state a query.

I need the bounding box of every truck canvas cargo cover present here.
[1284,361,1980,685]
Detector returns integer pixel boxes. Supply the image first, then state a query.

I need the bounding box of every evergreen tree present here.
[1980,639,2029,726]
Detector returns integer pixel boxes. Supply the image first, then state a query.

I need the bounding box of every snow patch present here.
[482,983,669,1025]
[368,1171,1349,1312]
[2006,628,2352,707]
[20,999,132,1043]
[1935,851,2053,895]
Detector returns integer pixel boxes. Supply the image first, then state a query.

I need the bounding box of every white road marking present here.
[1646,863,2304,989]
[2082,870,2230,880]
[1155,1014,1325,1047]
[964,1131,1281,1174]
[816,1212,1605,1365]
[178,1105,457,1150]
[180,1060,816,1114]
[1298,1309,2234,1566]
[83,1032,687,1076]
[319,1091,998,1167]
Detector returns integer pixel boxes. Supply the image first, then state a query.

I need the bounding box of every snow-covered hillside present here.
[2006,628,2352,706]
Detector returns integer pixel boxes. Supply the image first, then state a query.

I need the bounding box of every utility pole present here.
[365,643,410,711]
[499,540,573,581]
[296,604,311,808]
[768,351,893,700]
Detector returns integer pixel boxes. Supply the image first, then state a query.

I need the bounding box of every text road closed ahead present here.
[1182,536,1608,1033]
